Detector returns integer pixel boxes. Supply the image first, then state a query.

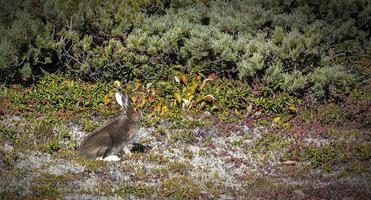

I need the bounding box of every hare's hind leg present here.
[96,146,120,161]
[96,146,111,158]
[87,134,114,159]
[92,134,122,161]
[97,146,121,161]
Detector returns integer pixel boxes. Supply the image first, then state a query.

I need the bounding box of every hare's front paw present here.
[97,155,121,161]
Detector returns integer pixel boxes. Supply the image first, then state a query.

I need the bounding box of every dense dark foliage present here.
[0,0,369,98]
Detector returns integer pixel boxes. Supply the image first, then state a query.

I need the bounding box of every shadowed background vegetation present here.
[0,0,369,99]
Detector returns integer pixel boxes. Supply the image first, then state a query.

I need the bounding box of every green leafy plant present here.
[46,140,61,155]
[1,0,367,99]
[1,74,118,114]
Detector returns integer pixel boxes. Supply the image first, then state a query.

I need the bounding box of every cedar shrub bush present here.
[0,0,369,98]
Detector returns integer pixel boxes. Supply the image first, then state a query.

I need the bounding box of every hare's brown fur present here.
[79,93,141,159]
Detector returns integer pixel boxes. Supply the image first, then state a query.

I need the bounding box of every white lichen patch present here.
[65,193,125,200]
[128,123,283,191]
[135,127,155,141]
[16,151,52,170]
[74,173,101,193]
[48,160,86,175]
[1,116,369,198]
[107,165,132,182]
[303,137,330,147]
[0,169,41,196]
[16,151,85,175]
[67,122,86,144]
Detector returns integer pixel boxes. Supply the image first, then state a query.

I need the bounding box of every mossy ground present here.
[0,80,370,199]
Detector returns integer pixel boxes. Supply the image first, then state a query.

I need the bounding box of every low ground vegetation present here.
[0,74,370,199]
[0,0,370,199]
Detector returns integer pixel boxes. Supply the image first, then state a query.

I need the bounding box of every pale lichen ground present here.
[0,114,370,199]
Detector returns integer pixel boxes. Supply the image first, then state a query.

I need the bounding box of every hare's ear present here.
[115,92,128,108]
[122,94,129,108]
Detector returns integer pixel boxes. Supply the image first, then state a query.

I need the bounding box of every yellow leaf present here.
[161,106,168,115]
[65,80,75,86]
[154,103,162,112]
[195,95,204,103]
[185,83,198,95]
[134,80,141,90]
[190,82,198,91]
[273,117,282,124]
[288,105,296,112]
[180,74,188,84]
[103,95,111,105]
[174,93,182,104]
[234,109,240,115]
[194,74,201,82]
[139,99,146,108]
[113,80,121,88]
[108,90,114,97]
[131,96,137,103]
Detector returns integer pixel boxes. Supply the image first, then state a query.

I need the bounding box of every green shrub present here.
[309,65,355,98]
[0,0,368,98]
[1,74,115,113]
[0,0,165,82]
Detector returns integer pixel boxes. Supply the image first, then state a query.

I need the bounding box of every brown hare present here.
[80,92,142,161]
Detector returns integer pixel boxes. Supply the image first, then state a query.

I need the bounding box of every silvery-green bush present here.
[0,0,369,98]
